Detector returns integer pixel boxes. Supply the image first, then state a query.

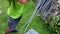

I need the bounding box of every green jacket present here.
[7,0,35,19]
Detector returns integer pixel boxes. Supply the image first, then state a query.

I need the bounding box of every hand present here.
[18,0,28,4]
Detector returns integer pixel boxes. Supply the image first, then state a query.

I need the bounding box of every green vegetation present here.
[0,0,60,34]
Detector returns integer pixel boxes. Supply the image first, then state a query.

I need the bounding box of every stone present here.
[25,29,39,34]
[57,0,60,4]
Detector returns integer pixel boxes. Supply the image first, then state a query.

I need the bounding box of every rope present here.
[18,0,41,34]
[23,0,41,33]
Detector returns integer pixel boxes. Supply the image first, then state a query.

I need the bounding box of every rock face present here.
[38,0,60,19]
[25,29,39,34]
[49,1,60,15]
[0,10,2,14]
[57,0,60,4]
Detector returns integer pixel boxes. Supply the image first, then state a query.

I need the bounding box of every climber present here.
[5,0,28,34]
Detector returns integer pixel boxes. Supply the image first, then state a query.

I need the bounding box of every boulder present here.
[25,29,39,34]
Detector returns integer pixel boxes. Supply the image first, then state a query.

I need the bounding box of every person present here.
[5,0,28,34]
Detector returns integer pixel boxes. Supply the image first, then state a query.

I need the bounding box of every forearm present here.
[18,0,29,4]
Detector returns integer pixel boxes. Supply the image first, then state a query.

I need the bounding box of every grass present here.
[0,0,50,34]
